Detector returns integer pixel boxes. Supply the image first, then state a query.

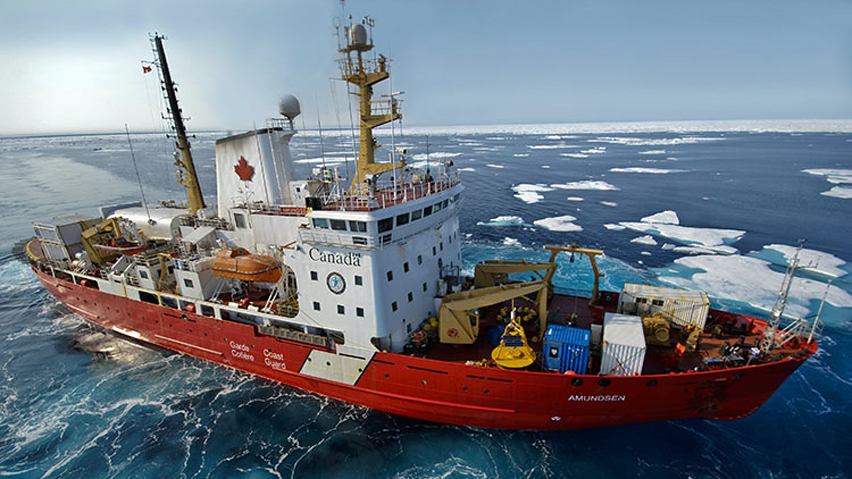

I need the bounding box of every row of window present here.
[311,218,368,233]
[312,301,365,318]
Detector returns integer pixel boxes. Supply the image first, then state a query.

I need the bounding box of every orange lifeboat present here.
[212,248,281,283]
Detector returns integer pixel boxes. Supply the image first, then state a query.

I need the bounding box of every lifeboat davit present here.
[212,248,281,283]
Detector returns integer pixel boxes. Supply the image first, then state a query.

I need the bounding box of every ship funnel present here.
[349,24,368,46]
[278,94,301,121]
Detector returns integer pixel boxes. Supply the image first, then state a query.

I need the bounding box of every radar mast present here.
[337,15,403,191]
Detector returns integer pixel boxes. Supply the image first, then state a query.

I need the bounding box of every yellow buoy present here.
[491,309,536,369]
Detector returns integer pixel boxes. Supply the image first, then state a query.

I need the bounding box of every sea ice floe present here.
[638,149,667,155]
[657,255,852,319]
[630,235,658,246]
[609,167,688,174]
[550,180,620,191]
[566,197,584,202]
[761,244,848,278]
[410,151,462,161]
[503,237,521,247]
[619,210,744,250]
[603,224,626,231]
[295,156,350,164]
[511,183,554,204]
[486,164,505,169]
[801,168,852,199]
[641,210,679,225]
[588,136,725,146]
[821,186,852,199]
[580,147,607,154]
[541,165,551,169]
[527,144,579,150]
[600,201,618,207]
[533,215,583,232]
[640,251,652,256]
[476,216,528,227]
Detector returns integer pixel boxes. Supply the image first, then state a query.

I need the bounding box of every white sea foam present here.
[821,186,852,199]
[609,167,688,174]
[566,197,584,201]
[641,251,652,256]
[476,215,528,227]
[541,165,551,169]
[641,210,679,225]
[550,180,620,191]
[457,167,476,172]
[639,149,667,155]
[513,153,530,157]
[600,201,618,207]
[603,223,626,231]
[503,237,521,246]
[486,164,505,169]
[589,136,725,146]
[631,235,658,246]
[511,183,554,204]
[658,255,852,318]
[533,215,583,232]
[561,153,589,158]
[580,147,607,154]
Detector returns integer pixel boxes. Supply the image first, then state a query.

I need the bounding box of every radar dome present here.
[278,94,301,120]
[349,24,368,46]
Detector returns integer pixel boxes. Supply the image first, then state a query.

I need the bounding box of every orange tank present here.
[212,248,281,283]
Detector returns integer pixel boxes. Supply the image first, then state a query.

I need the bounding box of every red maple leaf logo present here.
[234,156,254,181]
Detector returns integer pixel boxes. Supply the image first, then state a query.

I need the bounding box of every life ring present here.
[447,328,458,338]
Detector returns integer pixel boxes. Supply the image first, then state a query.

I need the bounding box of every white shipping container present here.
[618,283,710,330]
[601,313,646,376]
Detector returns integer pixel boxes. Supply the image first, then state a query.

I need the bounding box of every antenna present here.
[125,124,151,221]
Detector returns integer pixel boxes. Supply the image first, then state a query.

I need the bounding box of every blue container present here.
[542,325,590,374]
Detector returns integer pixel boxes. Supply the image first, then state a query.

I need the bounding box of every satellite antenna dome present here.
[278,94,301,120]
[349,24,368,46]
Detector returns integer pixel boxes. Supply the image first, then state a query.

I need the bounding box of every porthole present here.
[484,389,490,394]
[733,372,744,380]
[422,380,427,385]
[462,386,468,391]
[598,378,611,387]
[571,377,583,387]
[384,373,389,378]
[646,379,658,387]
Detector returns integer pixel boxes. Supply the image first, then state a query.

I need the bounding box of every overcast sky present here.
[1,0,850,135]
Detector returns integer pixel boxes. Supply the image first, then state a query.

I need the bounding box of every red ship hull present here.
[34,266,815,430]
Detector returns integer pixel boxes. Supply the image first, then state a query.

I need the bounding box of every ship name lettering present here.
[264,357,286,371]
[567,395,626,402]
[229,341,249,352]
[264,349,284,361]
[309,247,361,267]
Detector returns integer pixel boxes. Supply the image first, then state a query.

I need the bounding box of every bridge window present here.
[396,213,409,226]
[433,202,442,212]
[312,218,329,229]
[234,213,248,229]
[423,206,432,217]
[411,210,422,221]
[378,218,393,233]
[330,219,347,231]
[349,220,367,232]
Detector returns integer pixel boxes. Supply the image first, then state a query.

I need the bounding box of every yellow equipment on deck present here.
[491,308,536,369]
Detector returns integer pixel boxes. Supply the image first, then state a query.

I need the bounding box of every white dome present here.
[278,94,301,120]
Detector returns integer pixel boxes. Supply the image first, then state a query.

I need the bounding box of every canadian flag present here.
[142,65,152,74]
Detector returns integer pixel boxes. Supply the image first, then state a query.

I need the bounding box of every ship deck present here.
[420,292,803,375]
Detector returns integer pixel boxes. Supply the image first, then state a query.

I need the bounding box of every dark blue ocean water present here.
[1,127,851,478]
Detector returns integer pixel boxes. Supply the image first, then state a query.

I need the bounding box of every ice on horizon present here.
[589,136,725,147]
